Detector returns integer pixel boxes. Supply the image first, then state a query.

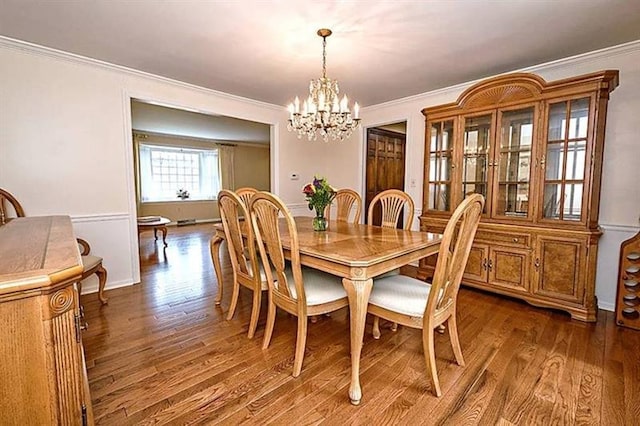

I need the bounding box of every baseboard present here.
[80,278,137,295]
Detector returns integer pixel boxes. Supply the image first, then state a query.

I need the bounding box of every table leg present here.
[159,226,168,247]
[210,234,224,306]
[153,227,158,241]
[342,277,373,405]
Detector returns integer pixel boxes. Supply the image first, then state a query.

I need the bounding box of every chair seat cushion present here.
[82,255,102,271]
[284,267,347,306]
[370,275,432,317]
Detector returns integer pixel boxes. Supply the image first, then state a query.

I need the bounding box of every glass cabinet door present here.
[542,98,590,221]
[495,107,534,218]
[426,120,454,211]
[462,114,492,214]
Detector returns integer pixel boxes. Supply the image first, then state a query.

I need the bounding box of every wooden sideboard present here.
[419,71,618,321]
[0,216,93,425]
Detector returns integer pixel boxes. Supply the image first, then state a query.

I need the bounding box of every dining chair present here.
[249,191,349,377]
[367,189,415,230]
[367,189,416,331]
[235,187,258,208]
[218,189,267,339]
[326,188,362,224]
[76,238,109,304]
[0,187,25,225]
[367,193,484,397]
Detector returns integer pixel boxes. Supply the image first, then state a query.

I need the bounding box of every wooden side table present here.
[137,217,171,247]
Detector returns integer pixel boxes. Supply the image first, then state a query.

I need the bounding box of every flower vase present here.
[312,208,328,231]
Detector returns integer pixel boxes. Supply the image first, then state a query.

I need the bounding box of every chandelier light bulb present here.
[286,28,361,142]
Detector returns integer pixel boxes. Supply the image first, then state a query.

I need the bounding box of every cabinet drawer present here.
[475,230,530,248]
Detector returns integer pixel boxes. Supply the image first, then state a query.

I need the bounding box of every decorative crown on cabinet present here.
[418,70,618,322]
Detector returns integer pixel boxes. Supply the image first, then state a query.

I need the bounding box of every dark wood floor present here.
[82,223,640,425]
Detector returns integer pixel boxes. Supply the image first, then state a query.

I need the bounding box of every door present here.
[365,126,406,227]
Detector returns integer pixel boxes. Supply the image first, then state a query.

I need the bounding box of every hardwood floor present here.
[82,223,640,425]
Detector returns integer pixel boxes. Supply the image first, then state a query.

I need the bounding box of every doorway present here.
[365,122,407,227]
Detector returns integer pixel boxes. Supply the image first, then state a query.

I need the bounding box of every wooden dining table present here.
[209,217,442,405]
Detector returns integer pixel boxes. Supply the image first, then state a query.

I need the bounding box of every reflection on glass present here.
[545,143,564,180]
[498,183,529,215]
[543,184,562,219]
[548,102,567,141]
[542,98,590,221]
[463,115,491,212]
[566,141,586,180]
[568,98,589,139]
[496,107,533,217]
[563,183,583,221]
[427,120,453,211]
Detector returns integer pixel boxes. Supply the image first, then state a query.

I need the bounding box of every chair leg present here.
[292,315,308,377]
[447,316,465,367]
[372,316,381,339]
[77,281,83,298]
[226,276,240,321]
[262,294,276,350]
[247,289,261,339]
[422,328,442,397]
[391,322,398,332]
[96,265,108,304]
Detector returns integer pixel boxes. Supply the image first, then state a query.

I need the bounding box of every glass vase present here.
[312,208,328,231]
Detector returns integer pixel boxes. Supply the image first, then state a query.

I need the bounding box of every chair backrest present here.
[0,188,25,225]
[425,193,484,320]
[249,192,308,310]
[218,190,261,284]
[327,188,362,224]
[235,187,258,209]
[367,189,415,230]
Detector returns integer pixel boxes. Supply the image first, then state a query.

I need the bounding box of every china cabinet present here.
[418,71,618,321]
[0,216,93,424]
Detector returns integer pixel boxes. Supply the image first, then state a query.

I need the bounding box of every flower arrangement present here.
[303,176,337,213]
[303,176,336,231]
[176,188,190,200]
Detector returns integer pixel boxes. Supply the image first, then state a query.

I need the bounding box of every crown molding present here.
[0,35,284,112]
[364,39,640,112]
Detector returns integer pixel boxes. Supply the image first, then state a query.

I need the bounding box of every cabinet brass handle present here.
[482,258,488,270]
[540,155,546,166]
[535,258,540,269]
[488,259,493,271]
[513,238,519,243]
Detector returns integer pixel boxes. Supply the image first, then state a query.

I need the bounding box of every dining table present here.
[209,216,443,405]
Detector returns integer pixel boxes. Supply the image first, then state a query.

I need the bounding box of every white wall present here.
[0,38,291,293]
[350,41,640,311]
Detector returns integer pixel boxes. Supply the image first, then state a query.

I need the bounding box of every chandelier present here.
[287,29,360,142]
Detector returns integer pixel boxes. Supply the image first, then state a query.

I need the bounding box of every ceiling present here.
[131,100,270,144]
[1,1,640,107]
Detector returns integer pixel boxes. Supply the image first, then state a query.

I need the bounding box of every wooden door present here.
[488,246,530,292]
[533,235,585,302]
[463,244,489,282]
[365,128,406,226]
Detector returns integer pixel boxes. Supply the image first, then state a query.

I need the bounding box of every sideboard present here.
[0,216,93,424]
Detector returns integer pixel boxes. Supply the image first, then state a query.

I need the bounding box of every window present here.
[138,143,220,202]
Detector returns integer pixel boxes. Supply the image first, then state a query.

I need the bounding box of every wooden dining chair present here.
[76,238,109,304]
[326,188,362,224]
[0,187,25,225]
[218,189,268,339]
[249,191,349,377]
[367,189,415,230]
[367,193,484,397]
[235,187,258,208]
